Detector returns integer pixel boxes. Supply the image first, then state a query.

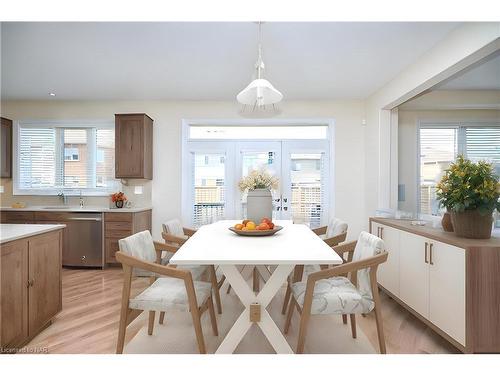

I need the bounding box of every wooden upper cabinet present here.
[1,117,13,178]
[115,114,153,179]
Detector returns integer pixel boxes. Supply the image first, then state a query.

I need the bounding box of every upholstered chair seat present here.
[129,277,212,312]
[291,276,374,315]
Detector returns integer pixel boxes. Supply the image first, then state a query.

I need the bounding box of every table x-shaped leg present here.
[216,264,295,354]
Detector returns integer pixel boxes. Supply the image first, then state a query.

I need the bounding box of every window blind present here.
[16,122,116,195]
[465,127,500,173]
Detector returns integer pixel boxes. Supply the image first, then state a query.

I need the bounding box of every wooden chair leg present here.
[284,298,296,334]
[281,284,292,315]
[342,314,347,324]
[148,311,156,335]
[350,314,357,338]
[116,265,132,354]
[373,305,386,354]
[296,306,311,354]
[190,307,207,354]
[207,296,219,336]
[116,307,129,354]
[209,266,223,314]
[159,311,165,324]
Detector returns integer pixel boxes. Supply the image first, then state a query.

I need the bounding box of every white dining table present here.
[168,219,343,354]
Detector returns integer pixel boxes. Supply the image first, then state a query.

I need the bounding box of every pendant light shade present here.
[237,78,283,106]
[237,22,283,110]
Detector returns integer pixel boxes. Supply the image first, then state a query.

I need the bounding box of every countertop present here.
[0,223,66,244]
[0,205,153,213]
[370,217,500,249]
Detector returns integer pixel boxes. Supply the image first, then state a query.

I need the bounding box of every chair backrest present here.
[119,230,157,276]
[162,219,186,238]
[326,217,348,238]
[352,231,385,300]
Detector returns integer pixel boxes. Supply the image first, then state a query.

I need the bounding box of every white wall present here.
[364,23,500,221]
[0,99,366,240]
[398,108,500,213]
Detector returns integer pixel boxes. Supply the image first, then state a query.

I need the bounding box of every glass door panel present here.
[236,141,281,220]
[192,152,226,226]
[280,141,330,227]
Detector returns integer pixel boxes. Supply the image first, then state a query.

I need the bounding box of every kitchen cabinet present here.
[399,231,430,318]
[1,239,29,348]
[115,114,153,179]
[0,211,35,224]
[429,241,465,346]
[371,222,400,297]
[104,210,152,264]
[369,218,496,352]
[0,228,62,349]
[1,117,13,178]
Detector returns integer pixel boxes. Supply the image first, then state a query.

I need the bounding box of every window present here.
[64,147,80,161]
[189,125,329,140]
[419,123,500,214]
[15,121,117,195]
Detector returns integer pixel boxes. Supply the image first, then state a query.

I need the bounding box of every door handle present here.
[283,207,288,211]
[27,279,34,288]
[424,242,428,264]
[67,217,102,222]
[380,227,384,239]
[429,243,434,265]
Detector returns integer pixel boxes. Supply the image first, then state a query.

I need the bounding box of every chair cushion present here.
[291,276,374,315]
[129,278,212,312]
[118,230,156,263]
[352,231,385,302]
[326,217,348,238]
[162,219,188,239]
[303,264,321,276]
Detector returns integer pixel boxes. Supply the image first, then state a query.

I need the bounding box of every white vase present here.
[247,188,273,223]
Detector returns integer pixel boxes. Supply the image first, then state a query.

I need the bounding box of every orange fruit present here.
[235,223,244,230]
[242,219,250,225]
[245,221,256,230]
[257,223,270,230]
[241,227,249,231]
[268,222,275,229]
[261,217,272,224]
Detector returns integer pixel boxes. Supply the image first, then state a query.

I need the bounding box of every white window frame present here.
[416,119,500,214]
[13,119,115,196]
[181,118,335,226]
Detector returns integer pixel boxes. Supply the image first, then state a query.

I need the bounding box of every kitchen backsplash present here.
[0,178,152,208]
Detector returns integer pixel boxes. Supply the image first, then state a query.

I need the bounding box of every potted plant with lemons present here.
[436,155,500,239]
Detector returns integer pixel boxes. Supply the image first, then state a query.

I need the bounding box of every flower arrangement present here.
[436,155,500,215]
[111,191,127,208]
[238,169,279,192]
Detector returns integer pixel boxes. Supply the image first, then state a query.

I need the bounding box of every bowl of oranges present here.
[229,218,283,237]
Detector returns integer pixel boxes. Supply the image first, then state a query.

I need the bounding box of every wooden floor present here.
[23,267,459,354]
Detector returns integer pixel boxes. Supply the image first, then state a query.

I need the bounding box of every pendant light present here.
[237,22,283,113]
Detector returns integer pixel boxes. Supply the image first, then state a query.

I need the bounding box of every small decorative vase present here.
[115,200,124,209]
[451,209,493,239]
[441,211,454,232]
[247,188,273,223]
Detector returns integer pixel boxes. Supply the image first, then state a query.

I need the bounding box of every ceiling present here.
[436,53,500,90]
[1,22,460,101]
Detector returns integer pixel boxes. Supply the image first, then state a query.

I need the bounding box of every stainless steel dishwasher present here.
[39,212,103,267]
[63,212,103,267]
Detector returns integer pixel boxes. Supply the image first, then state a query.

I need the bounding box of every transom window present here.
[14,121,118,195]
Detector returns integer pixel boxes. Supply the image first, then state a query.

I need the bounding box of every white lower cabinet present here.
[429,241,466,345]
[371,221,466,346]
[371,223,400,297]
[399,231,430,318]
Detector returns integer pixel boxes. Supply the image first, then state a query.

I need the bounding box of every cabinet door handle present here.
[27,279,34,288]
[429,243,434,265]
[380,227,384,239]
[424,242,428,264]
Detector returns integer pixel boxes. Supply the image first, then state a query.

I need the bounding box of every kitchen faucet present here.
[57,190,68,205]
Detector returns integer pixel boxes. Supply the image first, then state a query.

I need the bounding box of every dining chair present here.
[281,218,348,315]
[283,231,388,354]
[115,231,218,354]
[162,219,226,315]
